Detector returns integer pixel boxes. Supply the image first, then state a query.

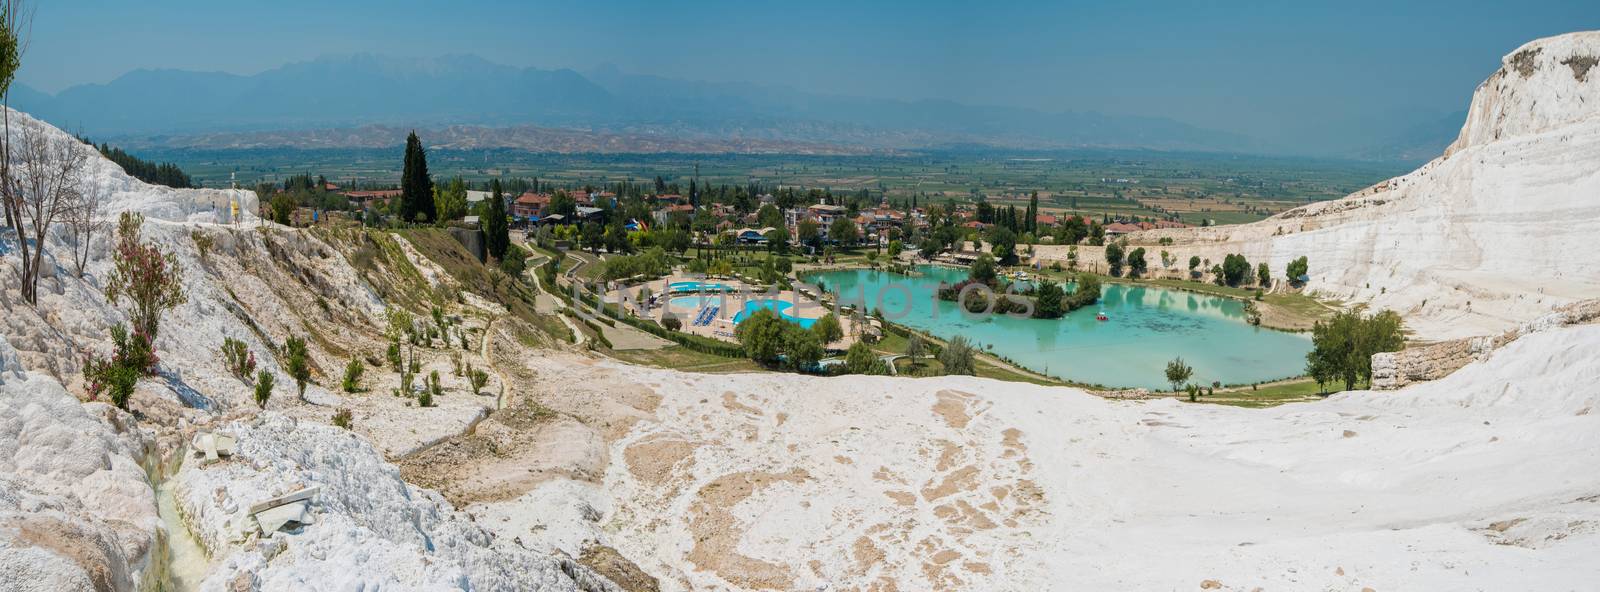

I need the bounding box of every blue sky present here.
[17,0,1599,148]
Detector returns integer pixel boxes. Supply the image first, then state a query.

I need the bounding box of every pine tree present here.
[400,131,435,223]
[484,178,510,261]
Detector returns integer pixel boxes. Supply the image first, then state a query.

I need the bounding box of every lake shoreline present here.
[801,264,1314,390]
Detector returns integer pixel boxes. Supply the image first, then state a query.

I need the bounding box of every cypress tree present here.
[1027,191,1039,234]
[400,131,436,223]
[485,178,510,261]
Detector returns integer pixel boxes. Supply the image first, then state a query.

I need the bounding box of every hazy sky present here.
[17,0,1599,149]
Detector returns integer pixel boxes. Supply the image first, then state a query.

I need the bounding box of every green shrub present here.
[105,212,186,343]
[938,335,977,376]
[428,370,442,399]
[109,323,159,375]
[222,337,256,381]
[341,358,364,393]
[284,336,311,398]
[810,313,843,346]
[417,381,434,407]
[83,323,160,410]
[87,362,139,410]
[500,253,526,277]
[844,341,884,375]
[254,371,275,408]
[386,340,402,369]
[470,367,490,394]
[331,408,354,430]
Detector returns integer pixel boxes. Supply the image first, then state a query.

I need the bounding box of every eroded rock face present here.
[1450,33,1600,155]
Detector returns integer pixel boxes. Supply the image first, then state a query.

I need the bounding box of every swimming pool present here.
[666,295,724,311]
[668,281,734,294]
[731,299,817,328]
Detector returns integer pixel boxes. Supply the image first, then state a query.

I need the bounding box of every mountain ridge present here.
[10,53,1263,154]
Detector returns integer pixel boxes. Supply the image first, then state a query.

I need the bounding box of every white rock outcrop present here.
[0,336,161,591]
[175,415,618,592]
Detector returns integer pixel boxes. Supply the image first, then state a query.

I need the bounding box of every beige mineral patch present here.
[853,535,886,574]
[883,490,917,506]
[686,468,812,590]
[921,465,981,502]
[722,391,762,416]
[932,390,976,429]
[934,439,964,472]
[623,435,698,487]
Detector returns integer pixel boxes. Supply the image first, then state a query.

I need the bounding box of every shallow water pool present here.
[802,265,1311,389]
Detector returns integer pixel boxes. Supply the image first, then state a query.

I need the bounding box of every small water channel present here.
[152,449,211,591]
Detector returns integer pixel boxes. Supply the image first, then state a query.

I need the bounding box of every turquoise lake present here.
[801,265,1312,390]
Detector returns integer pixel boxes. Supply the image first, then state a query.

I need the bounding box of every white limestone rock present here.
[175,414,619,592]
[0,337,161,592]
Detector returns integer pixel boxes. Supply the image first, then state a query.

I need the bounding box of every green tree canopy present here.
[988,226,1018,265]
[736,309,787,366]
[828,217,860,246]
[938,335,977,376]
[1165,357,1194,392]
[844,341,882,375]
[1126,247,1147,277]
[1305,310,1404,392]
[970,253,998,285]
[434,176,468,222]
[1034,280,1066,319]
[1286,256,1310,283]
[811,313,844,345]
[1105,242,1125,275]
[1221,253,1251,286]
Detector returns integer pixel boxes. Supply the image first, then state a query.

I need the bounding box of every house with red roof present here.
[512,193,551,219]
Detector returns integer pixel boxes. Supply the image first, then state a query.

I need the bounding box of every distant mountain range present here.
[12,53,1459,161]
[109,123,884,155]
[10,54,1268,154]
[1349,110,1467,163]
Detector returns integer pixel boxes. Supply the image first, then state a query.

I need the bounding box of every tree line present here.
[76,137,196,188]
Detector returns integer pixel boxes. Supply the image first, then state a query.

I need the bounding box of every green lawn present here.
[1182,378,1328,408]
[609,345,762,373]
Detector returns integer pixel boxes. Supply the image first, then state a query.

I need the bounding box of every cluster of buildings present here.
[331,183,1190,246]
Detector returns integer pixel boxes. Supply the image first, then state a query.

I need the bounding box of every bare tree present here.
[62,168,104,278]
[8,119,86,303]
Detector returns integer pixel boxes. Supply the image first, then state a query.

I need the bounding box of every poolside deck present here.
[601,273,863,347]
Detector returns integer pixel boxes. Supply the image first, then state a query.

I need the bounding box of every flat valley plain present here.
[149,146,1409,225]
